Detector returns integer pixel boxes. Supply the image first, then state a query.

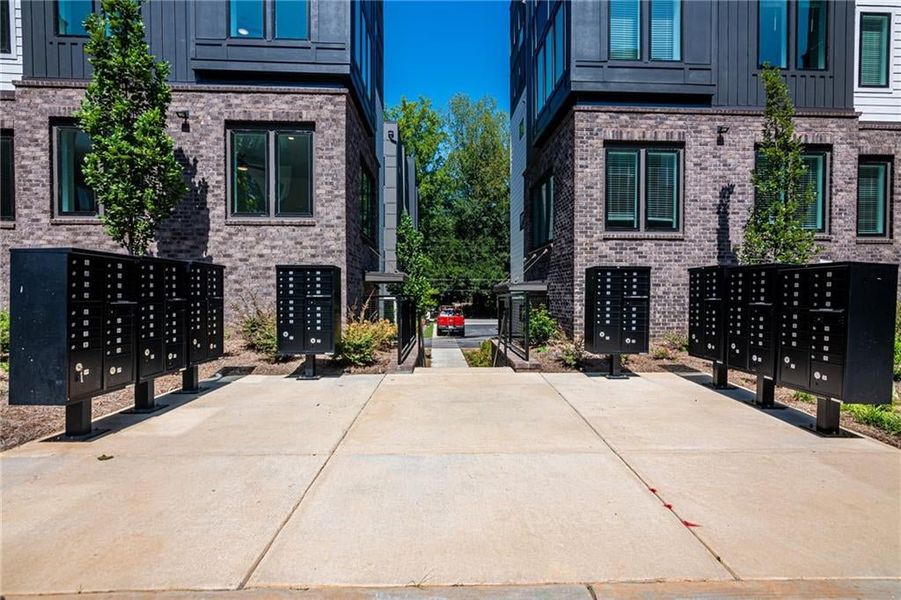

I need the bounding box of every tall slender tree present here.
[740,66,818,264]
[77,0,186,256]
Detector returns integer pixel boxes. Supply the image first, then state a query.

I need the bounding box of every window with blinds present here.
[859,13,890,87]
[650,0,681,61]
[610,0,640,60]
[857,159,890,237]
[605,147,680,232]
[800,152,827,232]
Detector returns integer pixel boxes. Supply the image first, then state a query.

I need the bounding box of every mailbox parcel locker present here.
[776,262,898,405]
[187,262,225,366]
[137,257,189,381]
[725,264,785,378]
[585,266,651,355]
[276,265,342,355]
[688,266,728,363]
[9,248,139,406]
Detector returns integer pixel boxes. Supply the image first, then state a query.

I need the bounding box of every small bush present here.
[894,304,900,380]
[335,318,397,367]
[529,305,557,347]
[843,404,901,435]
[661,331,688,353]
[792,391,815,404]
[239,305,278,360]
[0,309,9,355]
[464,340,495,367]
[651,345,674,360]
[555,337,585,369]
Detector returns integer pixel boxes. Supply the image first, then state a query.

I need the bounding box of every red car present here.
[436,306,465,336]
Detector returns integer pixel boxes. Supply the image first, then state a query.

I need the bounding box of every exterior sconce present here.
[176,110,191,131]
[716,125,729,146]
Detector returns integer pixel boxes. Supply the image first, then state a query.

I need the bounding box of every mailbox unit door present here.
[103,303,135,390]
[688,270,704,356]
[207,299,224,359]
[277,297,305,354]
[621,298,648,352]
[68,301,104,399]
[164,302,187,372]
[188,299,209,364]
[304,298,334,353]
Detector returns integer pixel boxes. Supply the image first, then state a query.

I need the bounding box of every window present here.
[800,151,827,232]
[353,1,375,99]
[531,175,553,248]
[535,4,565,113]
[228,127,312,218]
[1,131,13,221]
[859,13,890,87]
[610,0,640,60]
[650,0,681,61]
[1,0,11,54]
[858,159,891,237]
[56,0,91,36]
[605,147,681,232]
[55,125,96,216]
[796,0,827,70]
[360,167,377,242]
[518,119,525,140]
[758,0,787,68]
[229,0,309,40]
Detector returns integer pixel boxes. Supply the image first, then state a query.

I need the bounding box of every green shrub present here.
[843,404,901,435]
[464,340,495,367]
[240,306,278,360]
[661,331,688,353]
[555,337,585,369]
[894,303,901,380]
[0,309,9,355]
[651,345,674,360]
[529,305,557,347]
[792,391,815,404]
[335,318,398,367]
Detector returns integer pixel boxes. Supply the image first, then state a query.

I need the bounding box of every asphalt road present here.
[431,318,497,349]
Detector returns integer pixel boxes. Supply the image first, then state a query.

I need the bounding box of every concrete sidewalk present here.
[2,369,899,596]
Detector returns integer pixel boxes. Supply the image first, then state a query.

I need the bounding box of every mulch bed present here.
[0,336,397,451]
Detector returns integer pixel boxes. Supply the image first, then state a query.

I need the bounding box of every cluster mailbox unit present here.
[585,266,651,377]
[9,248,226,437]
[275,265,342,378]
[688,261,898,433]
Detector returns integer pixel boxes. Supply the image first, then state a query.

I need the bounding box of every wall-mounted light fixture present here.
[716,125,729,146]
[176,110,191,132]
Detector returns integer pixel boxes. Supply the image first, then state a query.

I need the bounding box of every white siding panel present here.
[0,0,23,91]
[855,1,901,122]
[509,92,527,283]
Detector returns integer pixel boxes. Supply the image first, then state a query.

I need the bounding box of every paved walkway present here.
[2,368,899,597]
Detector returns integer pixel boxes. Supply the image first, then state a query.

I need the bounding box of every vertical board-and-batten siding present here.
[0,0,23,90]
[510,91,527,283]
[713,0,855,109]
[855,1,901,122]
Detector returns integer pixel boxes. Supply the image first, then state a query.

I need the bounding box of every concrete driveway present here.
[2,368,899,598]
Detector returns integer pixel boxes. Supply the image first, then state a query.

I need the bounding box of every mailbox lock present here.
[109,367,116,375]
[784,356,790,363]
[814,371,821,380]
[282,331,289,338]
[144,349,150,356]
[75,362,83,372]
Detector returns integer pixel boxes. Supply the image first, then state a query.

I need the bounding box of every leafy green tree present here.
[77,0,186,255]
[393,212,437,317]
[740,66,818,264]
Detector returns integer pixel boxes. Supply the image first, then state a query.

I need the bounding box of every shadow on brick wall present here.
[156,149,210,261]
[717,183,737,265]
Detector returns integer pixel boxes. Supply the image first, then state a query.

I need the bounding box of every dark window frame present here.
[227,0,311,41]
[649,0,682,62]
[609,0,642,62]
[604,145,683,233]
[757,0,831,71]
[530,173,554,250]
[857,156,893,239]
[0,129,14,221]
[757,0,789,69]
[795,0,828,71]
[54,0,93,38]
[52,122,99,218]
[858,12,891,88]
[752,145,832,234]
[225,124,314,220]
[534,1,565,115]
[1,0,12,55]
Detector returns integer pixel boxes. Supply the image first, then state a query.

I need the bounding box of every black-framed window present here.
[759,0,788,68]
[56,0,92,37]
[800,151,828,232]
[54,125,96,216]
[859,13,890,88]
[353,0,374,100]
[360,166,377,242]
[857,158,891,238]
[610,0,640,60]
[605,147,680,232]
[535,3,565,113]
[229,0,309,40]
[1,0,11,54]
[1,130,13,221]
[228,126,312,218]
[650,0,681,61]
[796,0,827,70]
[531,175,554,248]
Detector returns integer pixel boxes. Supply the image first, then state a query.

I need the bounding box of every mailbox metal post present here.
[816,397,841,434]
[756,376,776,408]
[180,365,200,393]
[712,362,729,389]
[133,379,160,412]
[607,354,627,379]
[65,400,92,437]
[299,354,319,380]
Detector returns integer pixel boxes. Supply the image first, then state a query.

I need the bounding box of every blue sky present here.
[385,1,510,116]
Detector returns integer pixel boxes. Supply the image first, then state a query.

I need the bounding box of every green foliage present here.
[464,340,495,367]
[741,66,818,265]
[239,304,278,361]
[77,0,187,255]
[393,212,438,317]
[894,304,901,380]
[661,331,688,353]
[528,305,557,347]
[651,346,675,360]
[555,337,585,369]
[387,94,510,309]
[842,403,901,435]
[0,309,8,372]
[335,318,397,367]
[792,390,816,404]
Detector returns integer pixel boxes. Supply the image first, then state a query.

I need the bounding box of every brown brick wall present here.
[526,106,900,340]
[0,82,379,325]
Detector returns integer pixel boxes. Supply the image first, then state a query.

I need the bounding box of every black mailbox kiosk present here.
[688,265,729,387]
[585,266,651,378]
[9,248,139,436]
[184,261,225,390]
[776,262,898,433]
[276,265,342,378]
[725,264,787,406]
